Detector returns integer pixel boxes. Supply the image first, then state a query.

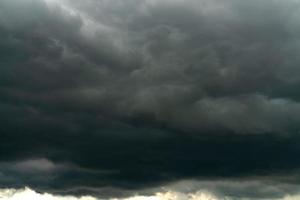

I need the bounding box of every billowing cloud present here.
[1,187,300,200]
[0,188,96,200]
[1,0,300,199]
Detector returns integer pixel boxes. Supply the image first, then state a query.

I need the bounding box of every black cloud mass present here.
[1,0,300,199]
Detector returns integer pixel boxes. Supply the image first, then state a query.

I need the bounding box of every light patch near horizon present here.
[1,188,300,200]
[0,188,220,200]
[0,188,97,200]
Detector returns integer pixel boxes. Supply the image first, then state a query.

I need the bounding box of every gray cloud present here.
[1,0,300,199]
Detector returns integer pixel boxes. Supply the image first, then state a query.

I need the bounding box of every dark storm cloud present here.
[1,0,300,199]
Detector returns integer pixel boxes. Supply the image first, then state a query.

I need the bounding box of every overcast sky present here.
[1,0,300,199]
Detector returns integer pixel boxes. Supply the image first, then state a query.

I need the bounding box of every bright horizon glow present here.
[0,188,97,200]
[1,187,300,200]
[0,187,220,200]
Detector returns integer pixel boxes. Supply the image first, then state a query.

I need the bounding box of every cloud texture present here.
[1,0,300,199]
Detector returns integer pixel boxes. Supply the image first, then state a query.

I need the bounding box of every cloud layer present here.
[1,0,300,199]
[1,187,300,200]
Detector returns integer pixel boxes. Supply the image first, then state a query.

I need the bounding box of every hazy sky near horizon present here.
[1,0,300,199]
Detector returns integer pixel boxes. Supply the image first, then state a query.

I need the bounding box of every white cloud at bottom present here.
[0,187,300,200]
[0,188,96,200]
[0,187,220,200]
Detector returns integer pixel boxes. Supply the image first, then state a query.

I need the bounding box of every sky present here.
[1,0,300,199]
